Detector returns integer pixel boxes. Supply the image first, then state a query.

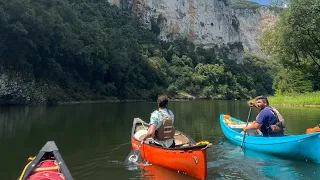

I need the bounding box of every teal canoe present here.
[220,114,320,163]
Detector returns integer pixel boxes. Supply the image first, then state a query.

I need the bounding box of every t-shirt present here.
[256,108,284,137]
[149,108,175,148]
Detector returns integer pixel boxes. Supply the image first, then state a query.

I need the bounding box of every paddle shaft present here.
[241,107,252,149]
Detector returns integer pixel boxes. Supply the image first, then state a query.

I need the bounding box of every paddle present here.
[240,107,252,150]
[125,141,144,164]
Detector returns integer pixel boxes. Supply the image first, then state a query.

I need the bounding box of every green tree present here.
[261,0,320,90]
[273,69,313,94]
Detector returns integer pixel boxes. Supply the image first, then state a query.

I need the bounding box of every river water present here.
[1,100,319,180]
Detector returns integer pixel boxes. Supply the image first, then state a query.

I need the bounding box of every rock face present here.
[134,0,240,47]
[233,6,279,54]
[108,0,279,57]
[0,71,34,105]
[0,70,46,105]
[109,0,244,63]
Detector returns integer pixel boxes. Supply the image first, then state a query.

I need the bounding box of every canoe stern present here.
[131,137,207,179]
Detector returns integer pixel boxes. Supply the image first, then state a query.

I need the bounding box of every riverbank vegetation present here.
[0,0,274,104]
[260,0,320,106]
[231,0,262,10]
[268,91,320,107]
[0,0,318,106]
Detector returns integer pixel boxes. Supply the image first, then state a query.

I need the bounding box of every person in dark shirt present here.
[243,96,284,137]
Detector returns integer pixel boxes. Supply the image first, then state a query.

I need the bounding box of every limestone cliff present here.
[233,6,279,54]
[109,0,244,63]
[134,0,240,46]
[108,0,279,56]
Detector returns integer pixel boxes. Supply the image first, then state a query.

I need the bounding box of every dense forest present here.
[0,0,317,104]
[261,0,320,95]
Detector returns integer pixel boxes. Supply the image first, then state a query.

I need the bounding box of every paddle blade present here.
[125,148,141,164]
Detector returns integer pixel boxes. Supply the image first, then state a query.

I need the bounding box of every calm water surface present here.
[0,100,320,180]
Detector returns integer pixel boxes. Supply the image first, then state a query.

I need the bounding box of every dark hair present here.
[157,94,169,108]
[255,95,269,105]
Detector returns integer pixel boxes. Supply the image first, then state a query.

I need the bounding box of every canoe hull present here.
[131,118,208,179]
[131,137,207,179]
[220,114,320,163]
[140,164,195,180]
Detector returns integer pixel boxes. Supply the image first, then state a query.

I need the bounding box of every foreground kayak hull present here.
[19,141,73,180]
[220,114,320,163]
[130,118,209,179]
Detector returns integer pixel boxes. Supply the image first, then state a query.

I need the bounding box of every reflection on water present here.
[140,164,197,180]
[0,100,320,179]
[208,141,320,180]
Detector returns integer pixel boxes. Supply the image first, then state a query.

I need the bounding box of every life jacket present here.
[155,109,175,140]
[268,107,286,132]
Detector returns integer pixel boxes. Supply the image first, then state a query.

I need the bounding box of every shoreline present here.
[57,97,198,105]
[272,104,320,108]
[1,97,319,107]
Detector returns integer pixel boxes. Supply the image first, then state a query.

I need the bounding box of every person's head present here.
[157,94,169,108]
[255,96,269,110]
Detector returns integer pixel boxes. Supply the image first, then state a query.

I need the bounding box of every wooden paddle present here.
[240,107,252,150]
[125,141,144,164]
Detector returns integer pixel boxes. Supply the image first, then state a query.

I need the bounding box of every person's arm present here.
[243,121,262,131]
[244,111,265,131]
[139,111,159,141]
[139,125,156,141]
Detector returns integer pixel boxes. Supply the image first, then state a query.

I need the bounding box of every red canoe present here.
[131,118,212,179]
[18,141,73,180]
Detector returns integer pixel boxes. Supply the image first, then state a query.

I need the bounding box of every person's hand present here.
[248,101,255,107]
[243,127,247,132]
[271,125,281,132]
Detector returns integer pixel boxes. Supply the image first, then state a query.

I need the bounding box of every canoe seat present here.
[175,139,182,145]
[134,129,148,140]
[174,133,192,146]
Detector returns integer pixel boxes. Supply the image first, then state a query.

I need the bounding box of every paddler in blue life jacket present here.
[243,96,285,137]
[139,94,176,148]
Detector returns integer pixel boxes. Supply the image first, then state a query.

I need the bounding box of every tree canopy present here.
[0,0,276,103]
[261,0,320,92]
